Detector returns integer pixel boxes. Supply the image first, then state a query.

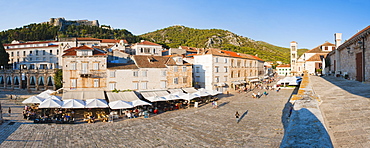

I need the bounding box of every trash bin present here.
[194,102,198,108]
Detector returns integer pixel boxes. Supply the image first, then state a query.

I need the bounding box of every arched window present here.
[38,76,45,85]
[30,76,36,85]
[0,76,4,84]
[6,76,12,85]
[47,76,54,86]
[14,76,19,85]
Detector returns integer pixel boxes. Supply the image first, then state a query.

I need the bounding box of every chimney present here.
[334,33,342,48]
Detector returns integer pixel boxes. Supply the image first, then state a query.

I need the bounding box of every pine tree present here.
[0,42,9,67]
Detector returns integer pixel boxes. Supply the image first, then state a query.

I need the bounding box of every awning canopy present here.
[240,81,247,84]
[62,91,105,100]
[182,87,198,93]
[215,82,226,87]
[232,81,241,85]
[140,90,170,102]
[167,88,184,94]
[249,79,260,83]
[106,91,140,102]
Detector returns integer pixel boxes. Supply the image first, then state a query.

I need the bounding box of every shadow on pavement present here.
[280,108,333,147]
[237,110,248,123]
[319,76,370,98]
[217,101,229,108]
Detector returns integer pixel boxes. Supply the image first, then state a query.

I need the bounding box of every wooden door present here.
[356,53,363,82]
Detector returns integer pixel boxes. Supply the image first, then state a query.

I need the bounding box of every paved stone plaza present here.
[1,75,370,147]
[0,87,293,147]
[310,75,370,148]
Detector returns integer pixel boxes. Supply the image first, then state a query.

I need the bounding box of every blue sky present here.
[0,0,369,49]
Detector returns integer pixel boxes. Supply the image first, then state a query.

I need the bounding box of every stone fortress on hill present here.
[46,17,99,27]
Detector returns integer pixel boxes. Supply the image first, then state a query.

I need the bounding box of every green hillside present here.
[0,23,307,63]
[0,23,140,44]
[140,25,307,63]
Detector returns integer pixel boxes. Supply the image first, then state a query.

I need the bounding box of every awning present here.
[167,88,184,94]
[140,90,170,101]
[249,79,260,83]
[232,81,241,85]
[62,91,105,100]
[240,81,247,84]
[215,83,226,87]
[182,87,198,93]
[106,91,140,102]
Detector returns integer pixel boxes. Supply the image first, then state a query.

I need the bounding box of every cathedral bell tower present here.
[290,41,298,76]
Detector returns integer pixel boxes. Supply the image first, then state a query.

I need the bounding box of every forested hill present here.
[0,23,140,44]
[0,22,307,63]
[140,25,308,63]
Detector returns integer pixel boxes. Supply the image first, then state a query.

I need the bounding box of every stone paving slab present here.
[0,87,294,147]
[310,75,370,148]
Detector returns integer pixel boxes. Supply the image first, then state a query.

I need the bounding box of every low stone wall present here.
[280,73,333,147]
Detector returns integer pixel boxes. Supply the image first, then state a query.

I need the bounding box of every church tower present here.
[290,41,298,75]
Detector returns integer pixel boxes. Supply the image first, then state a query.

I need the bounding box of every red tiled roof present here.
[180,46,198,52]
[107,63,138,69]
[133,55,175,68]
[347,25,370,42]
[5,45,58,50]
[3,41,56,46]
[136,41,161,46]
[101,39,120,43]
[276,64,291,67]
[306,53,327,61]
[62,45,106,56]
[306,42,335,53]
[76,37,102,41]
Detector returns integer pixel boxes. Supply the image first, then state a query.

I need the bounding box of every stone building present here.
[327,26,370,82]
[191,48,264,92]
[276,64,291,76]
[126,40,163,56]
[106,55,192,91]
[62,45,107,91]
[295,42,335,75]
[0,68,56,91]
[3,41,61,69]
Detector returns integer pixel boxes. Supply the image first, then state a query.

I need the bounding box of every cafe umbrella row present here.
[22,88,222,123]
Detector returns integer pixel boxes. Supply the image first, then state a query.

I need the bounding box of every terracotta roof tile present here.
[347,25,370,41]
[277,64,291,67]
[133,55,173,68]
[76,37,102,41]
[306,53,327,61]
[136,41,161,46]
[62,45,106,56]
[107,63,138,69]
[306,42,335,53]
[3,41,56,46]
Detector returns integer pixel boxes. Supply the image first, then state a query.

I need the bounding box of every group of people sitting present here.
[123,108,149,119]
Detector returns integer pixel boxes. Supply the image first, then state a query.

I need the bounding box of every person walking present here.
[235,111,240,123]
[8,107,11,116]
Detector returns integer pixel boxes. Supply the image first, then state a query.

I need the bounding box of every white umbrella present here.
[37,92,52,99]
[205,90,222,96]
[131,100,151,107]
[62,99,86,109]
[193,90,211,97]
[170,91,185,96]
[22,96,45,104]
[85,99,109,108]
[163,94,181,101]
[144,96,167,102]
[45,95,62,100]
[179,93,200,101]
[41,89,56,95]
[39,99,62,108]
[109,100,133,109]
